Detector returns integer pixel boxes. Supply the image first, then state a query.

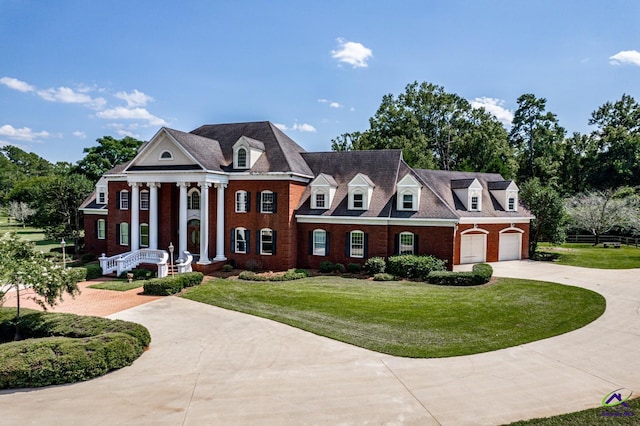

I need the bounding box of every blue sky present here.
[1,0,639,164]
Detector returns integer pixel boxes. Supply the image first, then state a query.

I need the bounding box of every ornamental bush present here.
[0,309,150,389]
[85,264,103,280]
[427,263,494,286]
[239,269,306,282]
[387,255,446,281]
[364,257,386,275]
[347,263,362,274]
[319,261,334,273]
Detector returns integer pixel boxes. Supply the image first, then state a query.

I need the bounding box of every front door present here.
[187,219,200,254]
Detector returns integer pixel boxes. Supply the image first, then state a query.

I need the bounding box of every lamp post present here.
[168,242,175,277]
[61,238,66,269]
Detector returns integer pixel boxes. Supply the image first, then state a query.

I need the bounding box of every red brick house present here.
[81,121,533,274]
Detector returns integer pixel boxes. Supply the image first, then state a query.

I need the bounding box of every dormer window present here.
[488,180,519,212]
[353,192,365,209]
[452,178,482,212]
[160,150,173,160]
[97,190,106,204]
[508,197,515,211]
[309,174,337,210]
[95,178,107,205]
[471,196,479,211]
[396,174,421,211]
[233,136,265,169]
[237,148,247,168]
[348,173,374,211]
[314,192,326,209]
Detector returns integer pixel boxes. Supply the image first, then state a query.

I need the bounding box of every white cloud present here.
[115,89,154,107]
[73,131,86,139]
[331,38,373,68]
[97,107,167,126]
[0,124,50,141]
[470,97,514,126]
[329,102,342,108]
[37,86,106,109]
[318,98,343,108]
[609,50,640,66]
[274,123,288,131]
[292,123,317,132]
[0,76,35,92]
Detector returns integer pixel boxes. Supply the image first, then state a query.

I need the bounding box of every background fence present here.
[566,235,640,246]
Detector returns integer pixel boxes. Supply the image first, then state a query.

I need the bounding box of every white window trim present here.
[119,190,129,210]
[187,188,201,210]
[399,231,414,255]
[469,192,482,212]
[351,191,366,210]
[119,222,129,246]
[97,190,107,205]
[236,147,248,168]
[398,190,417,211]
[97,219,106,240]
[235,190,248,213]
[159,150,173,160]
[313,229,326,256]
[261,190,274,213]
[350,230,364,258]
[140,223,149,248]
[260,228,274,255]
[312,189,328,209]
[235,227,247,254]
[140,190,149,211]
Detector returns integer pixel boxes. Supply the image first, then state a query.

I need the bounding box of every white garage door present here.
[499,233,521,261]
[460,234,486,264]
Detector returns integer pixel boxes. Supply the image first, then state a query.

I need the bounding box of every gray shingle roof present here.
[190,121,313,176]
[414,169,533,217]
[487,180,513,190]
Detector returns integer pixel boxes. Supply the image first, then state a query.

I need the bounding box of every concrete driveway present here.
[1,261,639,425]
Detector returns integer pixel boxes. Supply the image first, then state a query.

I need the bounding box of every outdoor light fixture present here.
[61,238,66,269]
[168,241,175,277]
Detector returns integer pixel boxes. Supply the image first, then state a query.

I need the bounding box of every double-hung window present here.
[97,219,106,240]
[235,228,247,253]
[140,191,149,210]
[350,231,364,258]
[313,229,326,256]
[260,229,274,255]
[399,232,414,255]
[119,190,129,210]
[261,191,274,213]
[236,191,248,213]
[140,224,149,247]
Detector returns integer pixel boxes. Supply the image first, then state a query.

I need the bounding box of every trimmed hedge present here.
[347,263,362,274]
[427,263,494,286]
[143,272,204,296]
[0,309,151,389]
[239,269,307,282]
[67,267,88,284]
[319,261,334,273]
[85,264,103,280]
[364,257,386,275]
[387,255,447,281]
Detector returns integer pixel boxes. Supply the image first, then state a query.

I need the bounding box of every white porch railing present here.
[99,249,170,278]
[176,251,193,274]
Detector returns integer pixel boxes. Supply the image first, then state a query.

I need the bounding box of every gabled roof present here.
[450,178,477,189]
[190,121,313,176]
[415,169,533,217]
[488,180,515,190]
[311,173,338,187]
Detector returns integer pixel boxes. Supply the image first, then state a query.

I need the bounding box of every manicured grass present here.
[538,243,640,269]
[0,216,60,253]
[508,396,640,425]
[88,280,145,292]
[181,276,605,358]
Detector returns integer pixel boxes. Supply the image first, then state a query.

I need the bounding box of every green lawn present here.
[0,216,61,253]
[87,280,144,292]
[181,276,605,358]
[538,243,640,269]
[508,396,640,425]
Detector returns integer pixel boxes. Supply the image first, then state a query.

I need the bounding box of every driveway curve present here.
[1,261,638,425]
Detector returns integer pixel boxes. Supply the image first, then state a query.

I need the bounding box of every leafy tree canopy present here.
[519,178,566,255]
[73,136,144,182]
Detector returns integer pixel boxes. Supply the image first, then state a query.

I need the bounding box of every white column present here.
[197,182,211,264]
[214,183,227,261]
[148,183,159,250]
[130,183,140,251]
[177,182,188,259]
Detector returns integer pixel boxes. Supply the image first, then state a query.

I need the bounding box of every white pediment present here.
[127,129,201,169]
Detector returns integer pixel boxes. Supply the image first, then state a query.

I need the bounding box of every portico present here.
[127,172,228,265]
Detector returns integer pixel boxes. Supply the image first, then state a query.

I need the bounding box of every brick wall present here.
[455,222,530,264]
[82,214,107,255]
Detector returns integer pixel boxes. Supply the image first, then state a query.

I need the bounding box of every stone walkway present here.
[2,279,162,316]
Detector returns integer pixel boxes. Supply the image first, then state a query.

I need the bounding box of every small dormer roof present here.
[488,180,516,190]
[450,178,476,189]
[311,173,338,187]
[349,173,375,187]
[234,135,265,151]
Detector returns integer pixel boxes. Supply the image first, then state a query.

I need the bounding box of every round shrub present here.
[85,264,103,280]
[334,263,346,273]
[81,253,97,263]
[364,257,386,275]
[347,263,362,274]
[0,310,150,389]
[319,261,334,273]
[67,267,88,284]
[472,263,493,284]
[222,264,233,272]
[387,255,446,281]
[373,273,395,281]
[133,268,154,280]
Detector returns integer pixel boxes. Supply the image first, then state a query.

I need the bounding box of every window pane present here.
[235,229,246,253]
[262,192,274,213]
[400,233,414,255]
[140,224,149,247]
[121,223,129,246]
[140,191,149,210]
[471,196,478,210]
[237,148,247,168]
[351,231,364,258]
[188,191,200,210]
[403,193,413,209]
[236,191,247,212]
[508,197,515,210]
[120,191,129,209]
[353,193,364,209]
[261,229,273,254]
[315,193,325,208]
[313,230,326,256]
[97,220,105,239]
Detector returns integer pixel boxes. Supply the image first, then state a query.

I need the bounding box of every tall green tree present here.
[587,94,640,189]
[509,94,566,186]
[74,136,144,182]
[347,81,516,176]
[557,132,598,195]
[519,178,566,256]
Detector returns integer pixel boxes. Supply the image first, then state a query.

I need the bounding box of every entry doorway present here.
[187,219,200,254]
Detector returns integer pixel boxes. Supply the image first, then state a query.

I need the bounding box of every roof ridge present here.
[412,166,460,219]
